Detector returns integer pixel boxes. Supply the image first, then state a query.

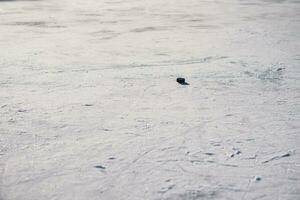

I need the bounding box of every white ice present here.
[0,0,300,199]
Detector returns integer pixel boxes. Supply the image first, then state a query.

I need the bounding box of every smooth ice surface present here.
[0,0,300,199]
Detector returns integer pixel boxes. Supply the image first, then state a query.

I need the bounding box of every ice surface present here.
[0,0,300,199]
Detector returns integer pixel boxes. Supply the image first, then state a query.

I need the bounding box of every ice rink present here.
[0,0,300,199]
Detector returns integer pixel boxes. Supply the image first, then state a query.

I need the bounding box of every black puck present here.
[176,77,185,84]
[176,77,189,85]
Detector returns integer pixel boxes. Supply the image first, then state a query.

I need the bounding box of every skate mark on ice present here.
[262,151,292,164]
